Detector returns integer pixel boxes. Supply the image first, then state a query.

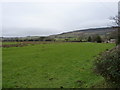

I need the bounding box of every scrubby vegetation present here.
[94,45,120,88]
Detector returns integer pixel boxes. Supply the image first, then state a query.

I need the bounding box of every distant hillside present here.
[48,27,118,39]
[1,27,118,42]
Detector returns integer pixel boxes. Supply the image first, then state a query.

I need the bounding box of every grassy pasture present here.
[2,42,115,88]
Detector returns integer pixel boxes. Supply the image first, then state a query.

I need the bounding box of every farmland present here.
[2,42,115,88]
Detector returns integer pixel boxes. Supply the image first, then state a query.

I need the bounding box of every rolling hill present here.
[48,27,118,39]
[1,27,118,41]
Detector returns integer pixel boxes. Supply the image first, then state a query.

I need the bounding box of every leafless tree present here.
[110,15,120,45]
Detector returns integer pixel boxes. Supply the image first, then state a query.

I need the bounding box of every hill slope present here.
[48,27,118,39]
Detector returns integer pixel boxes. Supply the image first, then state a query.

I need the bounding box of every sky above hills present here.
[1,0,118,37]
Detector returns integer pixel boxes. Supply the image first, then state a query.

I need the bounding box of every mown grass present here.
[2,42,115,88]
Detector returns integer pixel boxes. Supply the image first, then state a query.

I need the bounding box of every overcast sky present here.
[1,1,118,37]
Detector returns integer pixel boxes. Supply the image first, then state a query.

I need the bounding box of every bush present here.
[88,36,92,42]
[94,45,120,87]
[116,30,120,45]
[92,35,102,43]
[96,35,102,43]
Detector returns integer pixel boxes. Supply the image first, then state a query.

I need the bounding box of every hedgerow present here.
[94,45,120,87]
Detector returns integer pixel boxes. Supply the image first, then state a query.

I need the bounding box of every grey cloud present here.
[1,2,118,37]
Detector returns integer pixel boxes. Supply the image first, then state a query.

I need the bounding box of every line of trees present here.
[2,37,55,42]
[2,35,103,43]
[87,35,102,43]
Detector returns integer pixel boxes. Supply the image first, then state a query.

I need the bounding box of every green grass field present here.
[2,42,115,88]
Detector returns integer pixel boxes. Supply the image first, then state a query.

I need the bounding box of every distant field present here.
[2,42,20,45]
[2,42,115,88]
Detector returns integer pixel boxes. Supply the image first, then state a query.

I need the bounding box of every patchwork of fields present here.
[2,42,115,88]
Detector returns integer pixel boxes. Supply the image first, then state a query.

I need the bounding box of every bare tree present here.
[110,15,120,45]
[110,16,119,25]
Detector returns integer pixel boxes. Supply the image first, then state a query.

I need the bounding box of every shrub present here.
[88,36,92,42]
[92,35,102,43]
[96,35,102,43]
[116,29,120,45]
[94,45,120,87]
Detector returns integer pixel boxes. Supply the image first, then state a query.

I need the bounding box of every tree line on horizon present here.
[2,32,117,44]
